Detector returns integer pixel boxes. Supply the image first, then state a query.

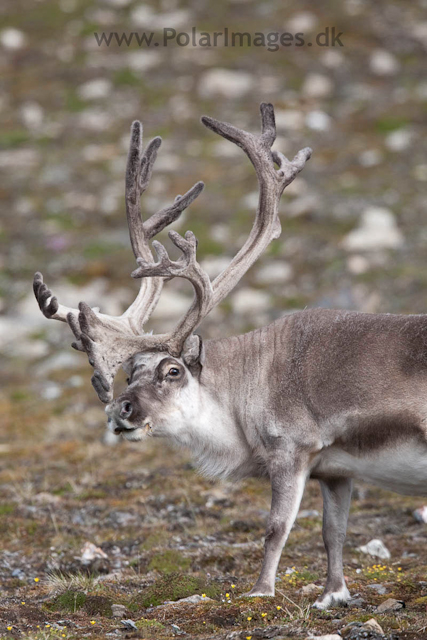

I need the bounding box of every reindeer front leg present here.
[313,477,352,609]
[246,453,308,597]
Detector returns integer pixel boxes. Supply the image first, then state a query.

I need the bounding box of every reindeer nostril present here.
[120,400,133,419]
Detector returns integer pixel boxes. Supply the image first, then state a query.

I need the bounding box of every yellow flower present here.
[62,635,66,638]
[21,602,25,605]
[202,621,206,624]
[45,624,50,627]
[247,616,252,621]
[276,605,282,610]
[90,620,96,625]
[202,593,206,598]
[246,637,252,640]
[225,592,230,598]
[261,612,267,617]
[34,577,40,583]
[7,627,12,631]
[231,584,236,588]
[398,567,402,571]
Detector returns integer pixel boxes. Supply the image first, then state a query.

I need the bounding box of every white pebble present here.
[0,28,26,50]
[302,74,333,99]
[305,110,331,131]
[385,128,413,152]
[370,49,400,76]
[198,69,254,99]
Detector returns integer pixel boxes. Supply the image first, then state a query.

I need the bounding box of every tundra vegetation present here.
[1,0,427,638]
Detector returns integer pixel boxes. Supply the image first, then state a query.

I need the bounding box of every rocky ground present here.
[1,0,427,638]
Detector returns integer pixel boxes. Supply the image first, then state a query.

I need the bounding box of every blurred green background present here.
[0,0,426,424]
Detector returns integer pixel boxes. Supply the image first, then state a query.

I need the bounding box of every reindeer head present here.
[34,103,311,438]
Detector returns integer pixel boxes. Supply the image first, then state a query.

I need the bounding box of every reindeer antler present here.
[34,103,311,403]
[34,121,204,399]
[129,103,311,356]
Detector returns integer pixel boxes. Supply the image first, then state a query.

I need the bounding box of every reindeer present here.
[33,104,427,608]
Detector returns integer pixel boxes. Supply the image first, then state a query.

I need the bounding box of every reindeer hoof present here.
[240,585,275,598]
[312,586,351,610]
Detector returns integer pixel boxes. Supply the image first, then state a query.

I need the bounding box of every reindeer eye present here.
[126,377,130,384]
[168,367,180,377]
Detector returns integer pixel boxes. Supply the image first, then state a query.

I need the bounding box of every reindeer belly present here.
[314,442,427,496]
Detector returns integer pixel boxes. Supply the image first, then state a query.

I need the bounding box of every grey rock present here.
[368,583,387,595]
[413,506,427,523]
[343,208,403,252]
[358,539,391,560]
[0,27,26,49]
[305,110,331,131]
[302,73,333,99]
[370,49,400,76]
[231,288,271,315]
[198,69,254,99]
[111,604,127,618]
[121,619,137,630]
[376,598,404,613]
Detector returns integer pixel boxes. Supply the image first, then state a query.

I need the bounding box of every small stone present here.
[78,78,112,100]
[121,619,137,630]
[287,11,318,32]
[21,102,44,130]
[358,149,382,167]
[275,109,305,131]
[347,255,370,275]
[0,28,26,50]
[255,262,293,285]
[305,110,331,132]
[305,635,341,640]
[111,604,127,618]
[288,194,319,217]
[343,207,403,252]
[200,256,231,279]
[80,542,108,565]
[376,598,404,613]
[231,288,271,315]
[164,594,214,605]
[368,583,387,595]
[413,506,427,523]
[370,49,400,76]
[297,509,320,519]
[198,69,254,99]
[358,539,391,559]
[301,583,322,596]
[302,74,333,99]
[131,8,189,30]
[321,50,345,69]
[363,618,385,635]
[385,128,413,152]
[41,383,62,401]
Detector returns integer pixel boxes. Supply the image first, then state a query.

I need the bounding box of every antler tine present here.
[143,103,312,355]
[202,103,312,308]
[131,230,213,354]
[34,119,205,402]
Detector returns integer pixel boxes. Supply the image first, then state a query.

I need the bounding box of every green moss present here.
[141,530,170,550]
[0,504,15,516]
[375,116,409,133]
[136,618,165,630]
[113,68,141,86]
[135,572,221,608]
[48,590,87,613]
[0,130,31,148]
[148,549,191,574]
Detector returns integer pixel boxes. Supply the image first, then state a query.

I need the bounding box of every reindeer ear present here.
[182,334,204,369]
[122,356,135,376]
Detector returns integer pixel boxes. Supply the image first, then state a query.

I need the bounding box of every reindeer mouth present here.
[112,418,152,437]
